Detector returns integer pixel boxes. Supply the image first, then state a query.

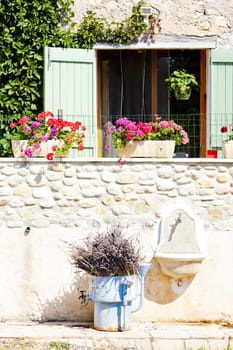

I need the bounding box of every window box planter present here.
[115,140,176,158]
[11,140,70,158]
[222,140,233,158]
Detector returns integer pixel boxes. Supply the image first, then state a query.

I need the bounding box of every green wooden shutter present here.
[44,47,97,158]
[210,49,233,148]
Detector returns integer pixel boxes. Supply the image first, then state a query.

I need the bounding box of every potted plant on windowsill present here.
[221,123,233,158]
[165,69,199,100]
[8,111,86,160]
[104,117,189,158]
[69,225,150,332]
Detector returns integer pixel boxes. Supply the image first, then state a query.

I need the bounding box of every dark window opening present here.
[99,49,201,157]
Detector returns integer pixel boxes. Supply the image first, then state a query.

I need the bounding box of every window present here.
[99,49,203,157]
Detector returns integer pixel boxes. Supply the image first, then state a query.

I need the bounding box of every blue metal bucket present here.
[89,275,139,331]
[94,301,133,331]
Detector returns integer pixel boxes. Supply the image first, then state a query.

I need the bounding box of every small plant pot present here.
[174,88,192,100]
[222,140,233,158]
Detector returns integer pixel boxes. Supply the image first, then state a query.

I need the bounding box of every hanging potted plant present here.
[69,225,150,332]
[104,116,189,158]
[165,69,199,100]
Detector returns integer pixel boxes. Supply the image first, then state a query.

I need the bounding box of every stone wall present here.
[1,158,233,324]
[72,0,233,46]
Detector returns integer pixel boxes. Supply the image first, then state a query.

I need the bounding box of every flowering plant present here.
[220,124,233,141]
[104,117,189,150]
[9,111,86,160]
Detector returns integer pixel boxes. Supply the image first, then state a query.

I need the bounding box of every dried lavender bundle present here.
[70,226,141,276]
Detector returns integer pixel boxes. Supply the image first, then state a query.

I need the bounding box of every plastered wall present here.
[72,0,233,47]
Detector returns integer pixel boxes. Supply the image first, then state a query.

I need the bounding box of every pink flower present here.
[31,121,40,128]
[104,116,189,150]
[115,118,131,126]
[18,116,29,124]
[24,148,33,157]
[159,120,170,128]
[125,132,135,140]
[22,125,31,133]
[136,129,144,138]
[104,130,112,137]
[116,118,137,131]
[141,124,152,134]
[169,120,178,129]
[33,143,40,150]
[104,144,111,150]
[118,158,126,167]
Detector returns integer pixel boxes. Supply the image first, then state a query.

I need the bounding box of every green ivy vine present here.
[0,0,75,117]
[0,0,147,156]
[73,1,147,49]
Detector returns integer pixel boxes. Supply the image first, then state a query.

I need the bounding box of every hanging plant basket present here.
[165,70,199,101]
[174,87,192,101]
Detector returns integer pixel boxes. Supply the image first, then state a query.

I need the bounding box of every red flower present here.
[10,122,16,128]
[46,153,54,161]
[37,111,54,121]
[18,116,31,124]
[221,126,228,133]
[77,143,84,151]
[118,158,126,166]
[52,145,58,152]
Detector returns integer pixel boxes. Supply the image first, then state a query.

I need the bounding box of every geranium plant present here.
[104,117,189,150]
[9,111,86,160]
[220,124,233,141]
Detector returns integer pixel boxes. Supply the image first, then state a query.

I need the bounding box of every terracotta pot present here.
[115,140,176,158]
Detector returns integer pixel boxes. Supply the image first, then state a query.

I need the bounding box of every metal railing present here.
[110,113,233,158]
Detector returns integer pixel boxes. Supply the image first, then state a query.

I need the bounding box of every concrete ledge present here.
[0,322,232,350]
[0,157,231,163]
